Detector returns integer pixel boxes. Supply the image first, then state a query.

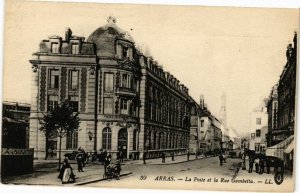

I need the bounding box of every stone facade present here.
[277,33,297,140]
[29,18,192,159]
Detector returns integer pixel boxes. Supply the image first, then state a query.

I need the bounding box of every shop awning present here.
[284,140,294,154]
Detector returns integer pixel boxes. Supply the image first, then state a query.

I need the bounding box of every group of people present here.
[248,156,270,174]
[57,148,123,184]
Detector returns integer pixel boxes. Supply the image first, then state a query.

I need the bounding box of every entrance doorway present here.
[118,128,128,158]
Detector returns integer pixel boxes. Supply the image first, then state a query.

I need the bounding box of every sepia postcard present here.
[0,0,299,192]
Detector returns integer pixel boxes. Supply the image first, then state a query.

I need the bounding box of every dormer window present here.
[51,43,59,53]
[123,46,128,58]
[116,42,133,59]
[72,44,79,54]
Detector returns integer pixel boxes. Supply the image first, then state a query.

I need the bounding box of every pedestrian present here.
[58,158,75,184]
[143,151,147,164]
[120,151,124,163]
[248,158,254,173]
[219,154,223,166]
[187,151,190,161]
[259,158,265,174]
[80,148,87,167]
[116,151,120,161]
[115,159,122,180]
[76,153,84,172]
[266,158,271,174]
[104,152,111,176]
[254,158,259,173]
[162,152,166,163]
[171,151,175,161]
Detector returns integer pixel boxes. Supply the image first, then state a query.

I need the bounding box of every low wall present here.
[1,148,34,176]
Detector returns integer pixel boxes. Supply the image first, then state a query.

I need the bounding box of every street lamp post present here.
[242,141,246,170]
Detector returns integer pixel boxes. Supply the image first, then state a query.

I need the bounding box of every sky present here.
[2,1,299,136]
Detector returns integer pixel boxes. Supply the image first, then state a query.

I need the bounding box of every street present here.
[88,156,241,189]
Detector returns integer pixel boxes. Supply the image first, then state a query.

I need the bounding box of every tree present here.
[40,100,80,170]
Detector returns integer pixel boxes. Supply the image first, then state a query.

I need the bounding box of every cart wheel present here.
[274,172,284,185]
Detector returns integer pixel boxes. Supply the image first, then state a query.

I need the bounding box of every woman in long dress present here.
[58,158,75,184]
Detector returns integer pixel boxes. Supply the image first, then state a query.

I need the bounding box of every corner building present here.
[29,17,192,159]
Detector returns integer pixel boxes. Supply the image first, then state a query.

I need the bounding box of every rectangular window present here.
[121,74,131,88]
[104,73,114,92]
[132,77,137,90]
[49,69,59,89]
[51,43,59,53]
[69,70,79,90]
[69,96,79,112]
[71,44,79,54]
[120,98,128,115]
[200,120,204,127]
[48,95,58,111]
[104,98,113,114]
[256,118,261,125]
[66,131,78,149]
[256,129,261,137]
[70,101,79,112]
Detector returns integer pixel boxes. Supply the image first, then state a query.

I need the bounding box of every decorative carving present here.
[89,66,96,75]
[101,121,112,127]
[116,117,132,128]
[40,66,47,111]
[80,68,87,112]
[98,71,102,114]
[32,64,38,73]
[115,97,119,114]
[60,67,67,101]
[115,71,120,91]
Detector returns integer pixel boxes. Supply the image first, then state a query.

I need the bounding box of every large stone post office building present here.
[29,17,193,159]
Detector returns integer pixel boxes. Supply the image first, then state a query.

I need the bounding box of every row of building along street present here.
[1,17,296,186]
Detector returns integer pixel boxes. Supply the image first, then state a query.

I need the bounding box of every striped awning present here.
[284,140,294,154]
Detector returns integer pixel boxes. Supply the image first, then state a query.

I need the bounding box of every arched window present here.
[153,131,157,149]
[158,132,162,149]
[165,133,169,149]
[133,129,138,150]
[102,127,112,150]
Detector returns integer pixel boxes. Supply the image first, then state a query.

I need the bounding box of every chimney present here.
[65,28,72,41]
[200,95,204,108]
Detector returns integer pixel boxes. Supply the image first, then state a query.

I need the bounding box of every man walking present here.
[76,153,84,172]
[219,154,223,166]
[143,151,147,164]
[187,151,190,161]
[248,158,254,173]
[120,151,124,163]
[162,152,166,163]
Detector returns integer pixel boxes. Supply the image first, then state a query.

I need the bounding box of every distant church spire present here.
[220,92,227,128]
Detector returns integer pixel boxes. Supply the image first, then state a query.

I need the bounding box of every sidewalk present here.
[2,154,203,186]
[2,162,131,186]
